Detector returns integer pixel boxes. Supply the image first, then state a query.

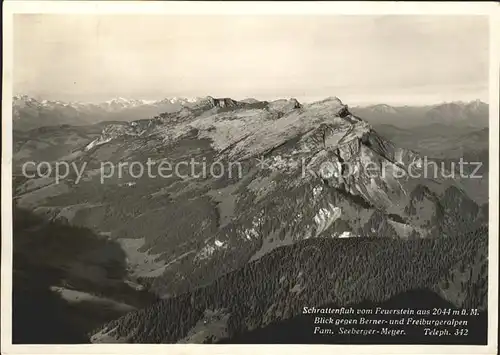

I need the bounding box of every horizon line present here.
[12,94,489,108]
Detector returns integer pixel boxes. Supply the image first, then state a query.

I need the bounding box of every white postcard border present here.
[2,2,498,355]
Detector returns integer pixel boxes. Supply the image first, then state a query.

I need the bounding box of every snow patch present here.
[118,182,136,187]
[85,137,112,151]
[214,239,225,248]
[195,239,228,260]
[242,214,263,241]
[313,203,341,236]
[338,231,352,238]
[312,185,323,198]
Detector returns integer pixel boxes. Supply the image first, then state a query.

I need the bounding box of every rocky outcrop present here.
[268,98,302,113]
[206,96,241,109]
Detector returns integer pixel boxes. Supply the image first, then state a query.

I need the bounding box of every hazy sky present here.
[13,15,489,105]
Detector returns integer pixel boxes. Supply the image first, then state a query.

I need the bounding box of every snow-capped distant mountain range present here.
[13,95,203,112]
[12,95,489,131]
[12,95,207,131]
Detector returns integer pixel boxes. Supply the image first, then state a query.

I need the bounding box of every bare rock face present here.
[311,96,344,107]
[240,98,260,104]
[268,98,302,113]
[206,96,240,109]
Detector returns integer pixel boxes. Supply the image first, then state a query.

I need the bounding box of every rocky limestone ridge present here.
[84,95,310,151]
[188,95,445,218]
[267,98,302,112]
[82,94,471,219]
[205,96,241,109]
[200,96,304,113]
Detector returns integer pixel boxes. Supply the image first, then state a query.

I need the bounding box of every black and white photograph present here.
[1,2,499,354]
